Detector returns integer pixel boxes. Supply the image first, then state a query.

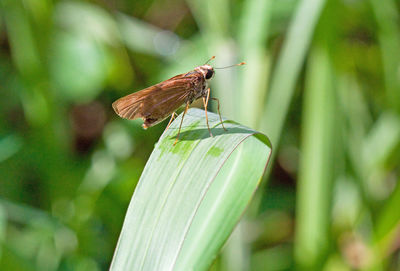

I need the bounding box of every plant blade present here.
[110,108,271,271]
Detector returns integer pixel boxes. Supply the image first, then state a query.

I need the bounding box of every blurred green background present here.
[1,0,400,270]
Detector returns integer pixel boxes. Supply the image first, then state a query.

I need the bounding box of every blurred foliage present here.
[0,0,399,270]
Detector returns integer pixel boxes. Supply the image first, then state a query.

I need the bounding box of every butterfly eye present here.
[205,69,214,79]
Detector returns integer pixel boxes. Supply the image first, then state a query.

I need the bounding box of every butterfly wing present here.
[112,72,204,128]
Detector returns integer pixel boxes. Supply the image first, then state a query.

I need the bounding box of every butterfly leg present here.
[165,112,177,133]
[211,97,227,131]
[173,102,190,146]
[203,88,213,137]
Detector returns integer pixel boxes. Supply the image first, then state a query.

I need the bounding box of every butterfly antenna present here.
[204,56,216,65]
[214,62,246,69]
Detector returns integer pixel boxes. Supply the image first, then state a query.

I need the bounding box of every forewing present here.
[112,73,202,123]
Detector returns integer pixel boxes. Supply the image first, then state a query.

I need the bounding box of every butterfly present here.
[112,56,245,145]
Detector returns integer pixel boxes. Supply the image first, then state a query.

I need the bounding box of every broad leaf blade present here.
[110,108,272,271]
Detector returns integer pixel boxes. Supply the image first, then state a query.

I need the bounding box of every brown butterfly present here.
[112,56,245,145]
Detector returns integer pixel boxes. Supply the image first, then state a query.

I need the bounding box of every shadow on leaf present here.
[168,127,255,141]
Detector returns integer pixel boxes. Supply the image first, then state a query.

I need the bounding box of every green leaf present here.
[295,46,336,270]
[237,0,272,127]
[110,108,272,271]
[260,0,326,147]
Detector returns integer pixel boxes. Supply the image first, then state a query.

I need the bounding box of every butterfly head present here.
[195,58,246,80]
[196,65,215,80]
